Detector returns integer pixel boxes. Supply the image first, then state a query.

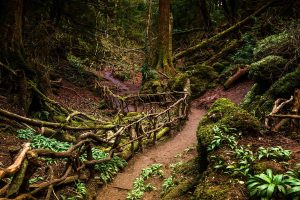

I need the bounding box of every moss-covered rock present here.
[169,73,189,92]
[198,98,260,136]
[248,55,287,84]
[186,64,218,98]
[193,174,247,200]
[197,98,260,172]
[253,31,291,59]
[140,79,164,94]
[241,66,300,120]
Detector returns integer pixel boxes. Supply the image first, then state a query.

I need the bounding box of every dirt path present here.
[96,80,252,200]
[96,108,206,200]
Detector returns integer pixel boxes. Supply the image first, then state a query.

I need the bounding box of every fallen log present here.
[223,66,249,89]
[173,1,274,60]
[203,39,243,66]
[0,108,115,131]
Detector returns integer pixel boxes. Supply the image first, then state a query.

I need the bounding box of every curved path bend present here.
[96,108,206,200]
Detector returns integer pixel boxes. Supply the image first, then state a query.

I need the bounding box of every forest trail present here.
[96,79,252,200]
[96,108,206,200]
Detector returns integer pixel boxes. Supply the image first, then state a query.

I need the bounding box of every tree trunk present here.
[0,0,45,113]
[155,0,176,76]
[199,0,212,30]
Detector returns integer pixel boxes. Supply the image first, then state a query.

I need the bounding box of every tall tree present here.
[155,0,176,75]
[199,0,212,30]
[0,0,46,113]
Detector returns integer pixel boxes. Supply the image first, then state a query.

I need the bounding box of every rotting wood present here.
[224,65,249,89]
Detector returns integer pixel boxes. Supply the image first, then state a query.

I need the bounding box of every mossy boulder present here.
[198,98,260,137]
[140,79,164,94]
[253,31,291,59]
[186,64,218,98]
[197,98,260,172]
[241,66,300,120]
[248,55,287,84]
[252,161,285,174]
[169,73,189,92]
[193,173,246,200]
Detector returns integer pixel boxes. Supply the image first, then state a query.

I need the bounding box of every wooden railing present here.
[0,80,191,199]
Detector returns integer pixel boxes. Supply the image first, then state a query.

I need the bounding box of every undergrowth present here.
[17,129,127,183]
[127,164,163,200]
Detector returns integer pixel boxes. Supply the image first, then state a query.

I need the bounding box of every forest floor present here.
[1,71,300,200]
[95,78,254,200]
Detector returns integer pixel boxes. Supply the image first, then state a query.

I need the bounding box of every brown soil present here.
[1,73,300,200]
[95,79,255,200]
[96,108,204,200]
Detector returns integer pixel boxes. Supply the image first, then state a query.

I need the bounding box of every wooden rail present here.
[0,80,191,199]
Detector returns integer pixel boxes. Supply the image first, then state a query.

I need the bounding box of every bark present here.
[223,65,249,89]
[173,1,274,60]
[0,108,115,130]
[199,0,212,30]
[0,143,30,179]
[203,39,242,66]
[155,0,176,75]
[0,0,46,113]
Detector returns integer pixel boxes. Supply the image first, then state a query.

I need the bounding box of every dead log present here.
[223,66,249,89]
[203,39,243,66]
[173,1,274,60]
[0,143,30,179]
[0,108,115,131]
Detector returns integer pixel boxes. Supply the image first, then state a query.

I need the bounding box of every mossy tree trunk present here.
[155,0,176,76]
[0,0,46,113]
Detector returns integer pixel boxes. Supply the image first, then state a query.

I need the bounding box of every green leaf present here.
[255,173,272,183]
[266,183,275,198]
[287,186,300,196]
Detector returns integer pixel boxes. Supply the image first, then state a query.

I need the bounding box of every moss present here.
[240,83,260,109]
[248,55,287,84]
[194,183,229,200]
[253,31,290,58]
[252,161,285,174]
[194,179,246,200]
[212,62,225,73]
[199,98,260,135]
[162,179,197,200]
[169,73,189,92]
[241,66,300,120]
[140,79,164,94]
[196,98,260,172]
[187,64,218,98]
[266,65,300,98]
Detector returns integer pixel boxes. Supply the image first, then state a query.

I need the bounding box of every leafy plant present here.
[127,164,163,200]
[207,125,237,151]
[257,146,292,161]
[17,129,126,183]
[29,176,44,184]
[74,181,87,199]
[247,169,287,199]
[161,176,175,195]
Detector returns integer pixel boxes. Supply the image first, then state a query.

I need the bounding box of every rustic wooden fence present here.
[0,80,191,199]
